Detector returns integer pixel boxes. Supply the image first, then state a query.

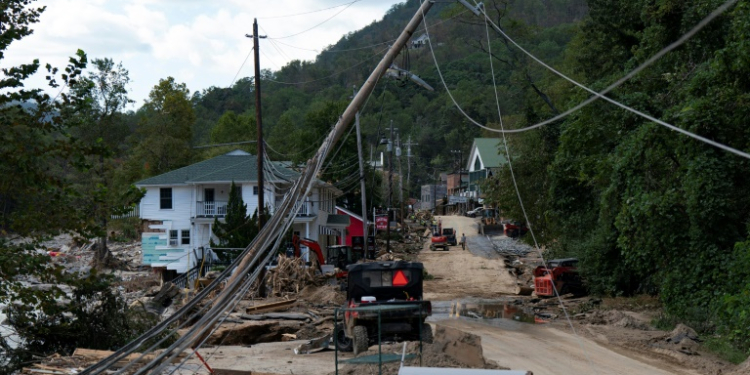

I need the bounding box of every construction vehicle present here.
[533,258,585,297]
[291,235,361,279]
[503,221,528,238]
[335,261,432,354]
[478,208,503,235]
[443,227,457,246]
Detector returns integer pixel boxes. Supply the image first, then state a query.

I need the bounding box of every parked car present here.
[466,207,484,218]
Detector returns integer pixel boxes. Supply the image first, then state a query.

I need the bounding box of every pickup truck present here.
[335,261,432,355]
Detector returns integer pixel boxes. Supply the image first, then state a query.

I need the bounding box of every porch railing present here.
[293,201,312,216]
[196,201,228,217]
[111,205,139,220]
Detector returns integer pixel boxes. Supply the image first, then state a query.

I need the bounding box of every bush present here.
[716,239,750,355]
[1,268,168,373]
[108,216,141,242]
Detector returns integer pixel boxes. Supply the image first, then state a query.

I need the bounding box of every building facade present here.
[135,150,344,275]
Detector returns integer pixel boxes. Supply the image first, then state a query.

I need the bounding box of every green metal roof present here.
[135,150,296,186]
[472,138,508,168]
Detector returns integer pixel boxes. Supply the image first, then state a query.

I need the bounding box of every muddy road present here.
[421,215,701,375]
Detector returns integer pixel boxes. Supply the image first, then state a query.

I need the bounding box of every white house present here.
[135,150,346,278]
[466,138,508,199]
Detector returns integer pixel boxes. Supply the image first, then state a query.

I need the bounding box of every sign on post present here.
[375,216,388,230]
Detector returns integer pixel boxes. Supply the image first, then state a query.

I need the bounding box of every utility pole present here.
[353,87,368,259]
[386,120,395,253]
[247,19,267,227]
[451,149,464,214]
[404,136,418,207]
[247,19,267,297]
[397,134,404,229]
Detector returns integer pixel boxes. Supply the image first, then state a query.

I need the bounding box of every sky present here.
[4,0,405,108]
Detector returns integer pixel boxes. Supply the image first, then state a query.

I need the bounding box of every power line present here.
[266,9,468,54]
[431,0,748,161]
[480,5,597,374]
[193,140,257,149]
[272,38,396,53]
[267,1,357,40]
[257,0,364,20]
[229,47,254,88]
[262,45,390,85]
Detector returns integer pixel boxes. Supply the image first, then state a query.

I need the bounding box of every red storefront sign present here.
[375,216,388,230]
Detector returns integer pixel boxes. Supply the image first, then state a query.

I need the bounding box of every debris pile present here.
[266,255,324,297]
[586,309,653,331]
[335,324,507,375]
[18,348,184,375]
[129,282,185,317]
[650,324,702,356]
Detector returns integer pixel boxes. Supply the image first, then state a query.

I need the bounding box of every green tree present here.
[210,110,255,144]
[211,182,261,261]
[0,1,157,371]
[68,58,136,265]
[129,77,196,178]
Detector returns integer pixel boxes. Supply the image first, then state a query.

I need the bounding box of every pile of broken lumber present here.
[20,348,186,375]
[266,255,323,297]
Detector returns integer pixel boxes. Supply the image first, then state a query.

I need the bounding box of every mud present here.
[333,323,505,375]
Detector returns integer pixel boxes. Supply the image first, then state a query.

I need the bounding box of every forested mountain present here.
[189,0,588,208]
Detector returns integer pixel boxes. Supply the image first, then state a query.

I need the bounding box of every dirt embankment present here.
[334,324,505,375]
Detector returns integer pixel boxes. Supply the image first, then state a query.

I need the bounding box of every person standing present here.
[460,233,466,250]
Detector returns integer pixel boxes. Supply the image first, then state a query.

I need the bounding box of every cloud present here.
[3,0,404,104]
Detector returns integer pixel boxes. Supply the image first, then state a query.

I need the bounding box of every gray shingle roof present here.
[326,214,351,227]
[472,138,508,168]
[135,150,296,186]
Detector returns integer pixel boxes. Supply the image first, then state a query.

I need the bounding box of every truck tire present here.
[334,324,353,352]
[352,325,369,355]
[420,323,433,344]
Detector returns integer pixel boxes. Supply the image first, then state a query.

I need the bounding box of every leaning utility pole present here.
[248,19,267,297]
[353,88,368,258]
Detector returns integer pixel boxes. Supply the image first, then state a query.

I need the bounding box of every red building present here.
[335,206,365,246]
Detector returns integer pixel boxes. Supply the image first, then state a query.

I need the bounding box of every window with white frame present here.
[169,230,178,246]
[253,186,258,195]
[160,188,173,209]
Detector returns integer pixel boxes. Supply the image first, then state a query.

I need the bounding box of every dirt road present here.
[420,215,519,300]
[421,215,700,375]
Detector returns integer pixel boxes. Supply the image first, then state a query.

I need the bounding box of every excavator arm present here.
[291,234,326,265]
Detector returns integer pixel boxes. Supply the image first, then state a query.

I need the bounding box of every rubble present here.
[649,324,703,356]
[201,320,302,346]
[240,312,312,321]
[18,348,185,375]
[129,282,184,316]
[266,255,324,297]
